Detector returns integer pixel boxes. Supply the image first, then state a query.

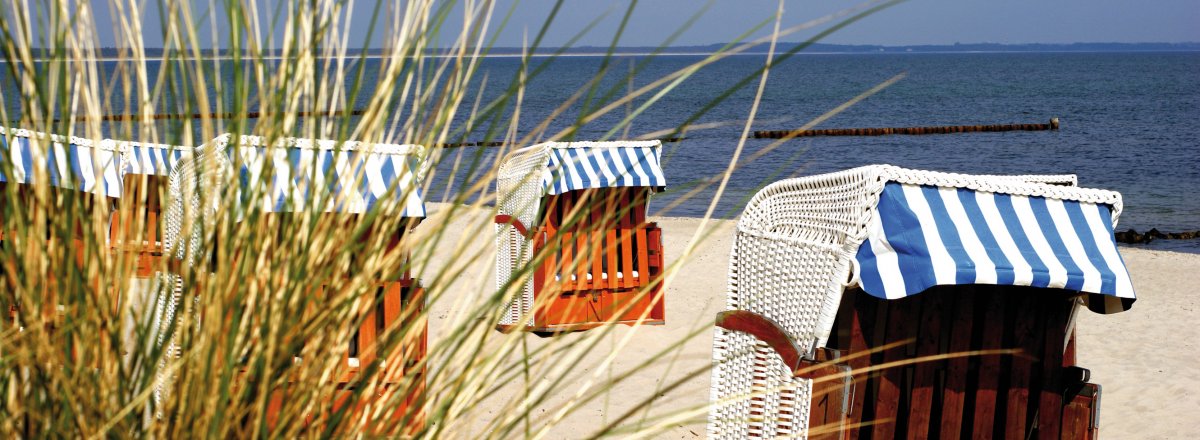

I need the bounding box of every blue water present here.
[438,52,1200,252]
[4,52,1198,252]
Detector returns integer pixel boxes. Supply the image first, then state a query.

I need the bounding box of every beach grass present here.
[0,0,901,437]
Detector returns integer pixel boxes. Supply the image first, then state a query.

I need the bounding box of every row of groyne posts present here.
[39,113,1200,241]
[752,118,1060,139]
[61,111,1062,144]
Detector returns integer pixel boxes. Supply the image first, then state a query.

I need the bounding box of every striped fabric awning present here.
[542,141,666,196]
[0,128,123,197]
[222,136,426,217]
[122,141,192,176]
[855,181,1135,313]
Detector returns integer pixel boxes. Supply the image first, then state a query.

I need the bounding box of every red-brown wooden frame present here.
[233,213,427,434]
[2,182,112,332]
[717,285,1104,440]
[109,174,165,279]
[497,187,665,333]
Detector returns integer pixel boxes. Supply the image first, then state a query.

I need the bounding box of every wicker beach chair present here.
[1,127,125,327]
[160,134,428,429]
[707,165,1135,439]
[495,141,668,332]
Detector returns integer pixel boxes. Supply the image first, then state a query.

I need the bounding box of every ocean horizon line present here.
[4,41,1198,62]
[7,48,1200,63]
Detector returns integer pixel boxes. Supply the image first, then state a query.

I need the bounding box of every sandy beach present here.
[417,203,1200,438]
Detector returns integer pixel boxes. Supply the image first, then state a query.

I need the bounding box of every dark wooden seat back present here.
[826,285,1100,440]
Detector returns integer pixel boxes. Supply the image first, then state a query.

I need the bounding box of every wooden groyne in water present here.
[1115,228,1200,244]
[753,118,1060,139]
[437,136,686,148]
[58,109,368,122]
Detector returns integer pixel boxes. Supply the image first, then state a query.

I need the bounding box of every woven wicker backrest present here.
[494,146,548,326]
[730,167,884,350]
[708,165,1123,439]
[162,143,232,265]
[709,168,882,439]
[153,141,231,411]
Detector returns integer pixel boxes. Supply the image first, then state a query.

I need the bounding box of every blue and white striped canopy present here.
[542,141,666,196]
[123,141,191,177]
[0,128,124,197]
[224,136,426,218]
[855,182,1135,313]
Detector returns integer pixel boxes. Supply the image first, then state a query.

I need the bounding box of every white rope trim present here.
[2,126,125,151]
[542,140,663,150]
[211,133,425,156]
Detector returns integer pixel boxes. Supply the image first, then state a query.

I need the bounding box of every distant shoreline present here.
[5,42,1197,62]
[8,48,1200,63]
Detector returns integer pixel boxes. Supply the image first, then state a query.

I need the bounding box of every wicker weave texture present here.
[495,145,549,326]
[708,329,812,439]
[708,164,1125,438]
[155,143,232,411]
[709,168,880,439]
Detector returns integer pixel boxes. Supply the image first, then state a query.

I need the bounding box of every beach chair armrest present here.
[494,214,531,237]
[716,310,843,379]
[717,310,805,371]
[1063,365,1091,385]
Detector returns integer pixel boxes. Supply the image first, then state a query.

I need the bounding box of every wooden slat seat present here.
[244,213,426,433]
[506,187,665,332]
[109,174,166,278]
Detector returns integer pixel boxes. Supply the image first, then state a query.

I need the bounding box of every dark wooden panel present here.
[939,292,976,439]
[970,289,1006,440]
[906,291,947,440]
[1003,292,1042,439]
[840,290,875,440]
[824,287,1093,440]
[873,296,921,439]
[1036,298,1071,440]
[1063,328,1077,368]
[1061,383,1099,440]
[809,361,854,440]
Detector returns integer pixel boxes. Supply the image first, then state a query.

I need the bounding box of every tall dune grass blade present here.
[0,0,903,437]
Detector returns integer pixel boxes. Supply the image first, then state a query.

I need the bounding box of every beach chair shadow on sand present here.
[160,134,428,433]
[494,141,668,334]
[707,165,1135,439]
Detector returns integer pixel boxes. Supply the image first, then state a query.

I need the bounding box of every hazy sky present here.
[83,0,1200,48]
[481,0,1200,47]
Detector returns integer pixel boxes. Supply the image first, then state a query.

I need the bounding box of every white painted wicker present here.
[494,144,549,327]
[154,141,232,411]
[707,165,1121,439]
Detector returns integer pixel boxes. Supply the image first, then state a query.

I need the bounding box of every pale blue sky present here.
[476,0,1200,46]
[82,0,1200,48]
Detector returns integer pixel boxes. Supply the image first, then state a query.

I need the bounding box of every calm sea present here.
[4,52,1199,252]
[442,52,1200,253]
